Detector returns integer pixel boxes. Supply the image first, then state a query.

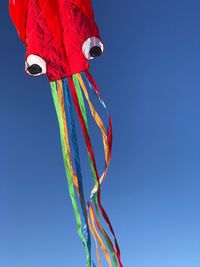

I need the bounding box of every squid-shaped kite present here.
[9,1,123,266]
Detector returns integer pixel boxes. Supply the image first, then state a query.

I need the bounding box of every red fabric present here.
[9,0,101,81]
[38,0,62,44]
[73,0,94,19]
[9,0,28,43]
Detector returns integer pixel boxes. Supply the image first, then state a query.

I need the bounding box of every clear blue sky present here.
[1,1,200,266]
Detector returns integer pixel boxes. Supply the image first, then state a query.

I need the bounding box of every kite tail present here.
[50,73,123,267]
[51,80,91,267]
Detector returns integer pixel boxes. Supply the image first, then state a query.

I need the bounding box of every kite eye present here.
[25,55,46,76]
[82,37,104,60]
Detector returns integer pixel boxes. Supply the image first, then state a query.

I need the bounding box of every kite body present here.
[9,1,123,266]
[9,0,103,80]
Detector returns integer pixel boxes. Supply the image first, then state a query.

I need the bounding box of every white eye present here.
[25,54,46,76]
[82,37,104,60]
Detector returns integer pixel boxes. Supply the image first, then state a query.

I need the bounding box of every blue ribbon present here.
[62,78,92,262]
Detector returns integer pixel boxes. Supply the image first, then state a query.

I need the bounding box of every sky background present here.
[1,0,200,266]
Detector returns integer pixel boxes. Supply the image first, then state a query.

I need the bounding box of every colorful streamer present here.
[50,74,123,266]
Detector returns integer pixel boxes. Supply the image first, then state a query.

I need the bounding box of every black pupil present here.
[89,46,102,58]
[27,64,42,75]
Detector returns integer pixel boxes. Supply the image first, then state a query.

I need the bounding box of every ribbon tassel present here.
[50,73,123,267]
